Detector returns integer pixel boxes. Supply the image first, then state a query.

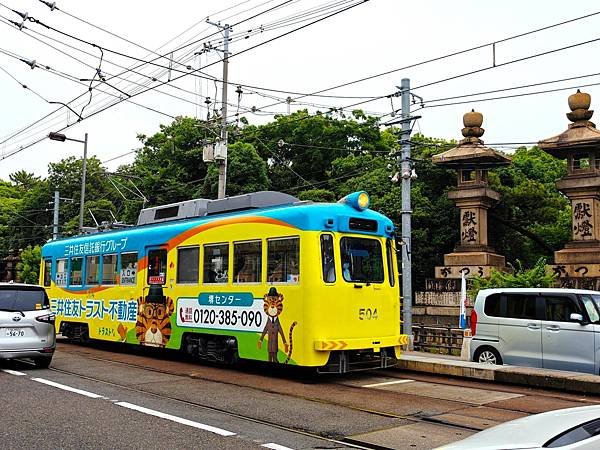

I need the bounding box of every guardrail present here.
[412,324,464,355]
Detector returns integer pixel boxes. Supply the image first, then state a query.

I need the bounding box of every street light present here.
[48,131,88,234]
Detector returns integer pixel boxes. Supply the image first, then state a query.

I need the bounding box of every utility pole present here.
[207,19,231,199]
[80,132,88,232]
[52,190,59,240]
[399,78,413,349]
[50,191,73,240]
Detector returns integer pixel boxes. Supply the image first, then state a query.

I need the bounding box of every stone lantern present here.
[431,110,511,280]
[539,90,600,286]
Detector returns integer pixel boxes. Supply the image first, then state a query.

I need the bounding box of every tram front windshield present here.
[340,237,384,283]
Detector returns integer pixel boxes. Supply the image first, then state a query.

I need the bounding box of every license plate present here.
[5,329,25,337]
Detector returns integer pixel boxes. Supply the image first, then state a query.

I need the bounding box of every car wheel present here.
[475,347,503,365]
[33,356,52,369]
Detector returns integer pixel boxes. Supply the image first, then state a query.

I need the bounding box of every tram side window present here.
[70,257,83,286]
[147,249,167,285]
[177,246,199,284]
[43,259,52,287]
[234,241,262,283]
[120,252,138,285]
[267,237,299,283]
[321,234,335,283]
[102,254,118,285]
[386,239,396,287]
[340,237,384,283]
[86,255,100,285]
[56,258,67,286]
[203,243,229,284]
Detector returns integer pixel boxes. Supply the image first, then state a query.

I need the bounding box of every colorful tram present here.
[40,191,408,373]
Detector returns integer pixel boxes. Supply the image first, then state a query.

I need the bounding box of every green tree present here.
[297,189,336,202]
[200,142,268,198]
[17,245,41,284]
[6,177,52,253]
[48,156,117,235]
[490,146,570,267]
[123,117,212,213]
[236,109,390,191]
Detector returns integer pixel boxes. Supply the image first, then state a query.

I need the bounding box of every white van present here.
[470,288,600,374]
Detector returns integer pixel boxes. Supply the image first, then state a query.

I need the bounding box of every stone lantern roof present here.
[432,110,511,168]
[538,90,600,158]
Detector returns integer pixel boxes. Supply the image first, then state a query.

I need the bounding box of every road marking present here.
[1,369,26,376]
[31,378,106,399]
[262,444,295,450]
[362,379,414,388]
[115,401,236,436]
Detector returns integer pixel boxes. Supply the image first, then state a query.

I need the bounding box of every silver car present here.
[0,283,55,368]
[470,288,600,374]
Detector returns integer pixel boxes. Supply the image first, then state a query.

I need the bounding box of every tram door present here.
[141,246,171,347]
[146,246,169,288]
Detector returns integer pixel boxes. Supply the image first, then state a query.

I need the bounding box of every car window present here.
[484,293,501,316]
[545,417,600,447]
[580,295,600,323]
[0,289,49,311]
[504,294,538,320]
[544,296,579,322]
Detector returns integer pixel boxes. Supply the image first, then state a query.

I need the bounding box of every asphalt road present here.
[2,340,599,450]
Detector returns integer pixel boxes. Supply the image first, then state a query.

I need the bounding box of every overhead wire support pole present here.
[206,19,231,199]
[399,78,413,349]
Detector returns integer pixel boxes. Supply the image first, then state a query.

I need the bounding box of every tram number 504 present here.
[358,307,378,320]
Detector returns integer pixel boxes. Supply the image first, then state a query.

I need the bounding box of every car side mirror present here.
[570,313,586,324]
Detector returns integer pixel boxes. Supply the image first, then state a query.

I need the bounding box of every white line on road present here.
[1,369,26,376]
[362,379,414,388]
[262,444,295,450]
[31,378,106,399]
[115,401,236,436]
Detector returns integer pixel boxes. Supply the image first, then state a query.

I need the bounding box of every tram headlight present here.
[338,191,370,211]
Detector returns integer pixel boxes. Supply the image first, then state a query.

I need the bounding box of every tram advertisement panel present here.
[177,293,266,332]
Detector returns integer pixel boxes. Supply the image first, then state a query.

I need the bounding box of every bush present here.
[469,257,556,299]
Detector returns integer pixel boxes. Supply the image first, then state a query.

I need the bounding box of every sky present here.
[1,0,600,182]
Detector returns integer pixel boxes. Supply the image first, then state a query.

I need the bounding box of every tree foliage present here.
[469,257,557,299]
[17,245,41,284]
[0,111,577,291]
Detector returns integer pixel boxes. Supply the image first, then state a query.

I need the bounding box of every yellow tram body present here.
[41,191,407,372]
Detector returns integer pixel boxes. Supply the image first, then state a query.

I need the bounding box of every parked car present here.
[470,288,600,374]
[435,405,600,449]
[0,283,55,368]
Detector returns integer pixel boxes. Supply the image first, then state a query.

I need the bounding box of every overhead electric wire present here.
[4,1,598,164]
[0,0,370,161]
[0,0,325,148]
[423,71,600,104]
[0,63,50,103]
[13,20,219,107]
[411,35,600,92]
[413,79,600,111]
[254,8,600,111]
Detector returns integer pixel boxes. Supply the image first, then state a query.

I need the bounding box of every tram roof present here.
[42,193,394,254]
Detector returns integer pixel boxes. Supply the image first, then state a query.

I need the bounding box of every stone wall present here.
[414,291,472,327]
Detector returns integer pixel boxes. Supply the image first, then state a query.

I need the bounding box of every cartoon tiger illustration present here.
[135,288,174,347]
[258,287,297,364]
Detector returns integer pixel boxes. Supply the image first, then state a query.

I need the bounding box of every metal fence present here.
[412,324,464,355]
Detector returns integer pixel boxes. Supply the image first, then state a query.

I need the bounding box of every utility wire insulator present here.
[39,0,57,11]
[12,9,28,20]
[20,59,37,70]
